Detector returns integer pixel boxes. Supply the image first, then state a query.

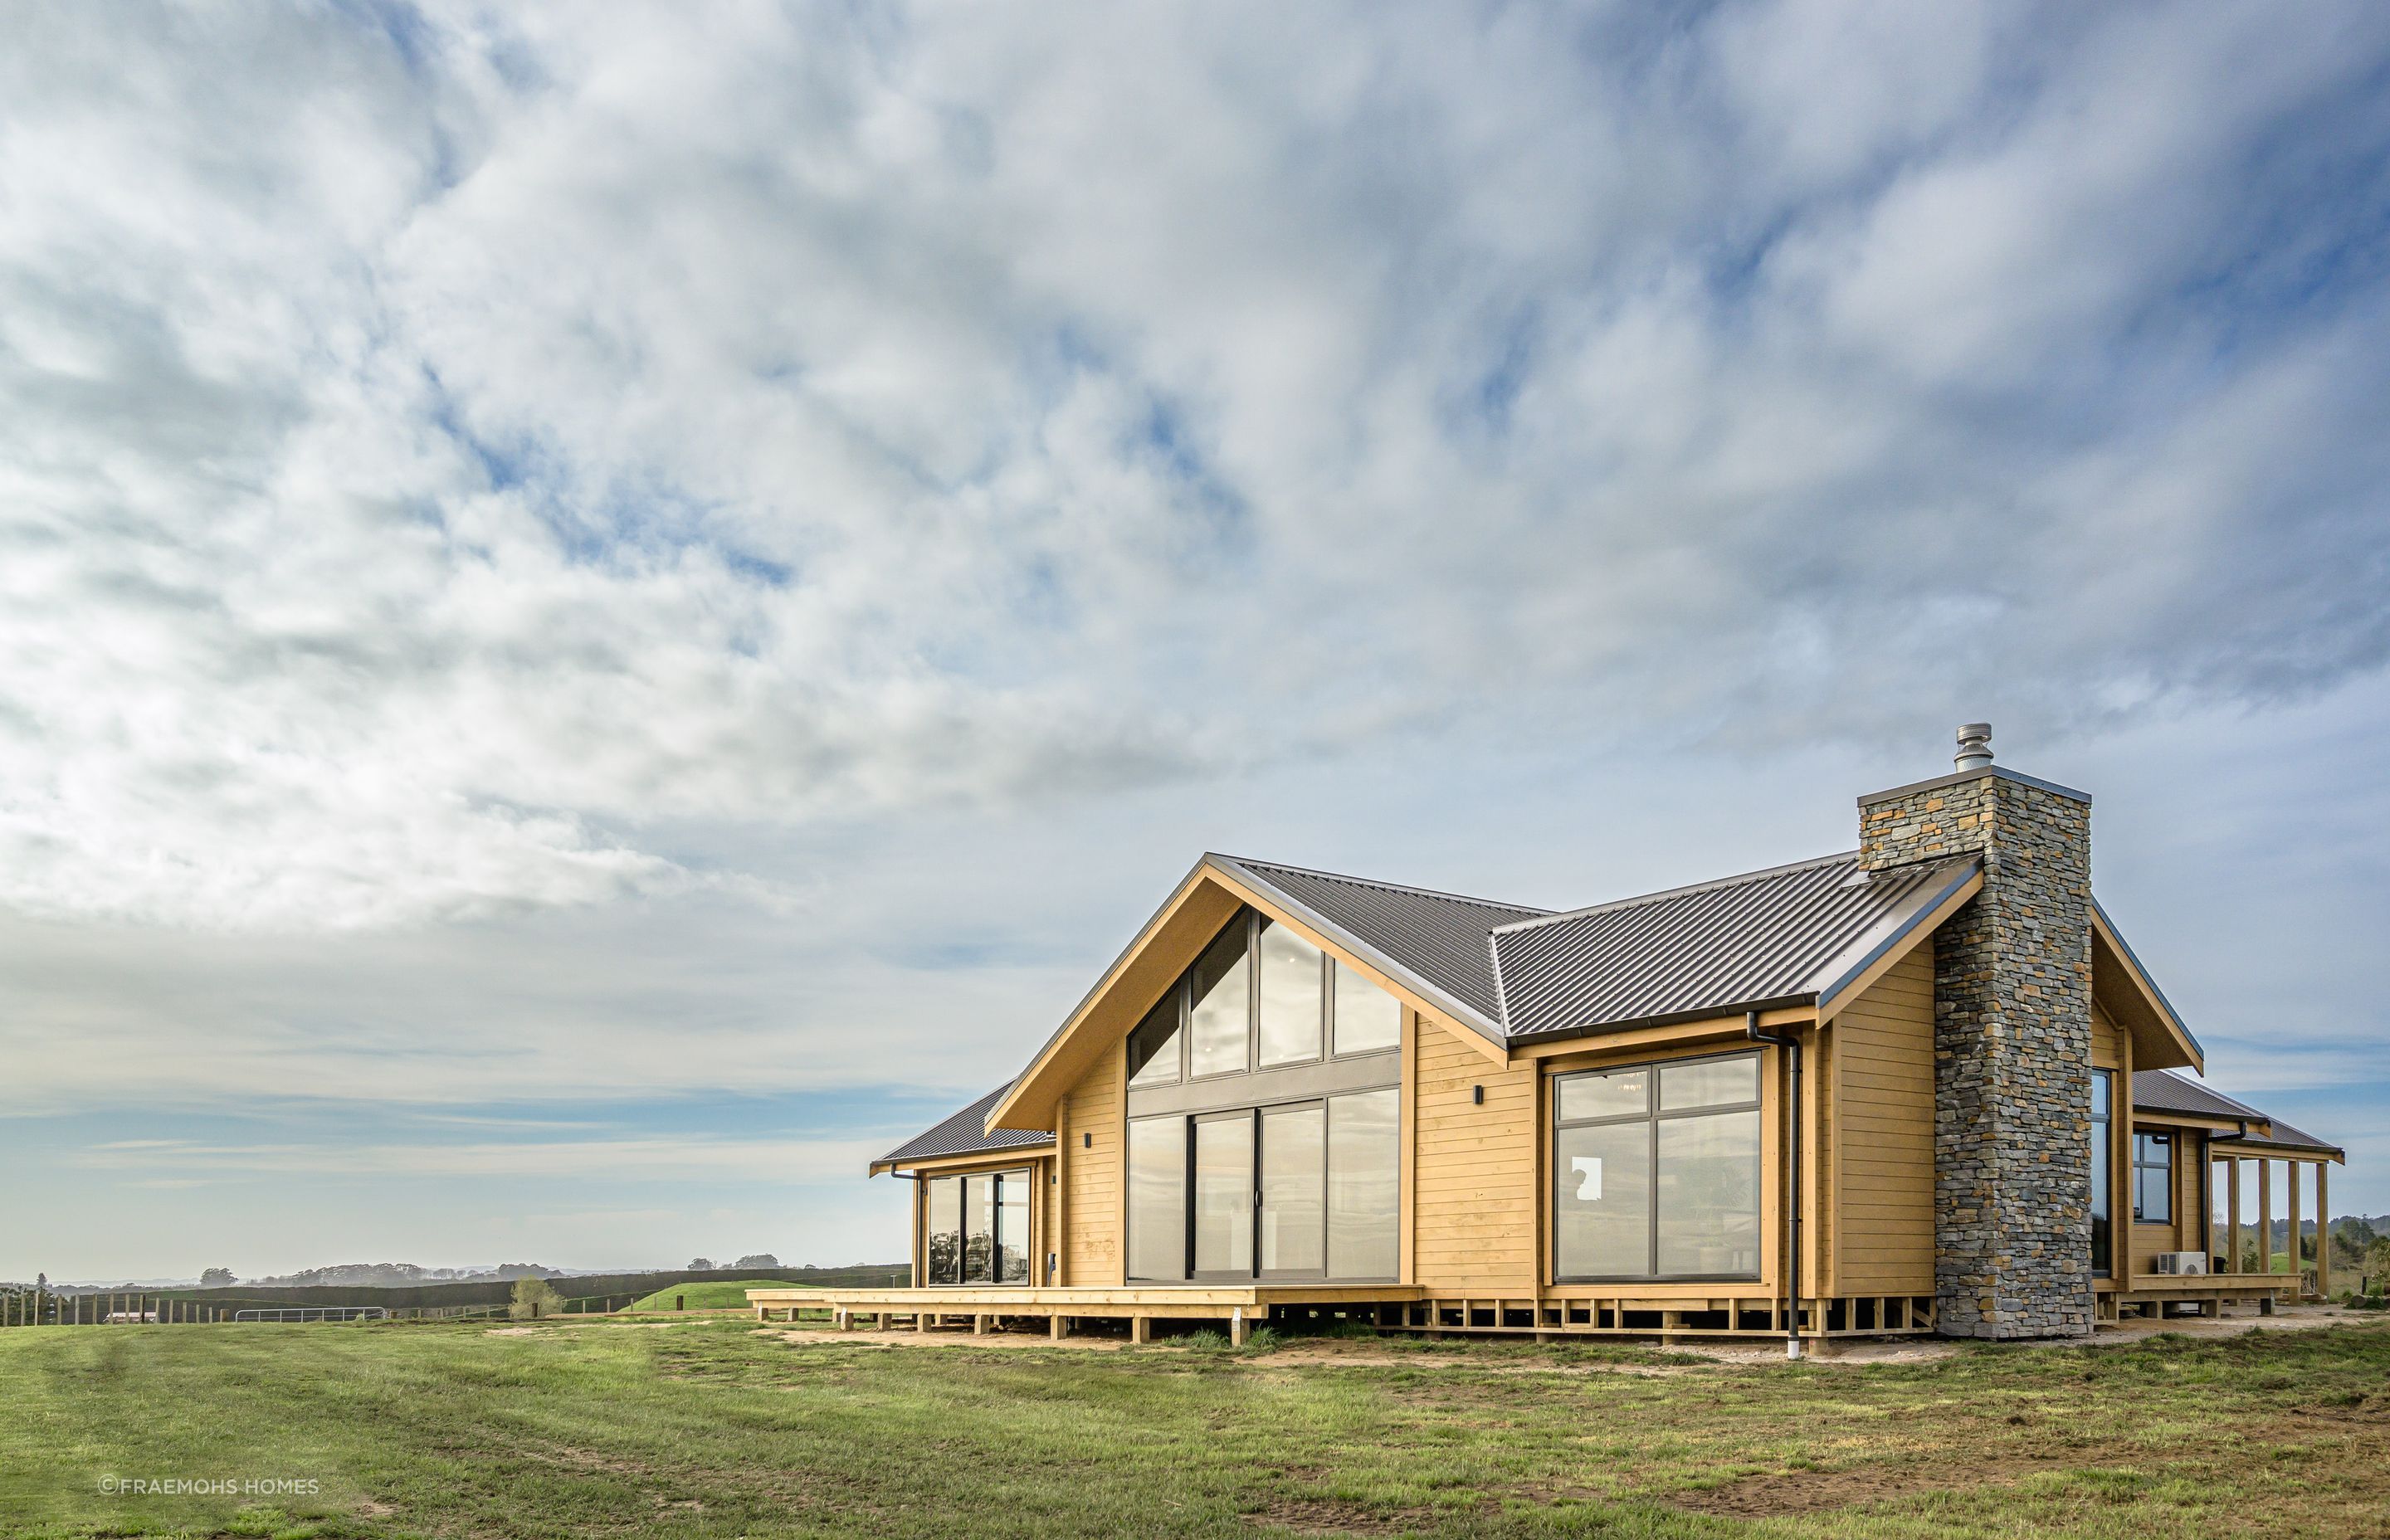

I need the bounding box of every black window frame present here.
[919,1166,1034,1287]
[2090,1069,2114,1278]
[2132,1131,2173,1224]
[1550,1049,1765,1285]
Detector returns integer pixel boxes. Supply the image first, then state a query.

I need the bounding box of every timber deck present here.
[749,1285,1943,1343]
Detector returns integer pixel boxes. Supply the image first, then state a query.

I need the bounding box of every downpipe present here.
[1747,1011,1804,1361]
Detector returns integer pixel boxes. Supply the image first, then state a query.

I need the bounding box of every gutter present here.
[1746,1010,1806,1361]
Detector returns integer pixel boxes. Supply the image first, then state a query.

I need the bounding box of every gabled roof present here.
[869,1082,1053,1175]
[1489,852,1980,1041]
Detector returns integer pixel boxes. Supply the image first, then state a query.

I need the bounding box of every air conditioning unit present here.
[2151,1251,2208,1275]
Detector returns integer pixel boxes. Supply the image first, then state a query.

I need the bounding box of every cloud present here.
[0,0,2384,932]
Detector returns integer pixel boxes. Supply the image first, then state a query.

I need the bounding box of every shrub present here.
[509,1277,563,1320]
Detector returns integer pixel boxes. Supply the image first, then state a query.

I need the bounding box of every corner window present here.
[2132,1132,2173,1224]
[921,1168,1032,1285]
[1554,1051,1762,1281]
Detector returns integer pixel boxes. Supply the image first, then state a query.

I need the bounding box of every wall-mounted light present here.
[1472,1084,1485,1105]
[1083,1132,1092,1148]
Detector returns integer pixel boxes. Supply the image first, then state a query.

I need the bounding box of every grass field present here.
[622,1279,799,1312]
[2,1316,2385,1539]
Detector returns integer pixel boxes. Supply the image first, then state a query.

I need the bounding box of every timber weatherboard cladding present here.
[1827,938,1936,1295]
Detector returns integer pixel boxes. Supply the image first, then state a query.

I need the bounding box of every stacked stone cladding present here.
[1858,769,2093,1340]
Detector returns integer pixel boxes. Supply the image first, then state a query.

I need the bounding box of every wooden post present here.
[2257,1161,2273,1279]
[2286,1162,2303,1295]
[2227,1158,2242,1272]
[1050,1313,1068,1341]
[1227,1308,1248,1348]
[972,1313,987,1336]
[1129,1314,1148,1345]
[2316,1162,2330,1298]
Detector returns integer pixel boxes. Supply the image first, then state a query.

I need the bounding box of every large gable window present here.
[1554,1051,1762,1282]
[1124,908,1405,1087]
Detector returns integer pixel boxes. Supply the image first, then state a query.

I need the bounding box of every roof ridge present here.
[1490,850,1861,937]
[1213,854,1550,917]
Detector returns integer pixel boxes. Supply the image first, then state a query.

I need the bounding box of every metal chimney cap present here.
[1954,723,1994,772]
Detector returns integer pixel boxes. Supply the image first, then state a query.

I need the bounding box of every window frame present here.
[919,1167,1034,1287]
[2090,1069,2113,1277]
[1550,1049,1765,1285]
[1129,909,1404,1094]
[2132,1131,2173,1225]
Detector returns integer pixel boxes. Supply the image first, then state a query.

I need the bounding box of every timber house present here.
[753,727,2345,1346]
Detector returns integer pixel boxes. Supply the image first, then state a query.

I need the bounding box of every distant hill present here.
[155,1262,910,1311]
[244,1262,564,1288]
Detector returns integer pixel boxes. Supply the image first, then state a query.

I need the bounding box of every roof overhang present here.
[2091,901,2203,1074]
[1814,860,1983,1021]
[870,1143,1058,1178]
[984,855,1510,1134]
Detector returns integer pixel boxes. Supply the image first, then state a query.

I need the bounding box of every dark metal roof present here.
[1218,856,1548,1026]
[2228,1118,2344,1159]
[876,1082,1052,1171]
[1489,853,1977,1040]
[2131,1070,2266,1123]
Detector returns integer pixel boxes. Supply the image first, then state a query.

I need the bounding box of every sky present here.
[2,0,2386,1282]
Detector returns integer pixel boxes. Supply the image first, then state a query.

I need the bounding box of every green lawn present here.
[2,1316,2385,1538]
[622,1279,799,1313]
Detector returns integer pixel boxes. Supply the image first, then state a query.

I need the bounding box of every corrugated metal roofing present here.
[2131,1070,2266,1123]
[876,1082,1052,1169]
[2230,1118,2344,1158]
[1489,853,1976,1040]
[1221,856,1549,1024]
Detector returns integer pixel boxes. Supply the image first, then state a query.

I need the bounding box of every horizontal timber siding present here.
[1412,1018,1537,1294]
[1061,1047,1122,1285]
[1830,938,1934,1295]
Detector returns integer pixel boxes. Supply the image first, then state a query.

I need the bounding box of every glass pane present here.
[1659,1055,1758,1111]
[1193,1115,1254,1274]
[1557,1068,1646,1123]
[963,1175,995,1284]
[1256,920,1324,1068]
[1656,1109,1761,1275]
[1331,960,1402,1056]
[2090,1071,2110,1116]
[1188,920,1251,1078]
[1260,1104,1326,1273]
[2090,1105,2111,1275]
[1127,990,1183,1087]
[925,1177,962,1286]
[1327,1089,1399,1279]
[997,1169,1031,1284]
[1126,1118,1187,1281]
[1555,1122,1650,1277]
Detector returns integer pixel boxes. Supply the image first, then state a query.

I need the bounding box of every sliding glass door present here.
[1193,1113,1254,1277]
[1129,1089,1398,1283]
[1259,1103,1326,1278]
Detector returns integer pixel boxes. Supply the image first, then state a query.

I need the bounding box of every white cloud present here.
[2,0,2385,933]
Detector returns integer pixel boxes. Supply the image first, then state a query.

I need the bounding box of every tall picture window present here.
[1554,1051,1763,1281]
[2132,1132,2173,1224]
[920,1167,1033,1285]
[2090,1070,2113,1275]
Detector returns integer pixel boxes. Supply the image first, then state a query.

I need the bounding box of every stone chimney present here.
[1858,724,2094,1340]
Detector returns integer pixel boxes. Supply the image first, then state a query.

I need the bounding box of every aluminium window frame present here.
[1129,907,1401,1091]
[2131,1130,2174,1225]
[1549,1048,1765,1286]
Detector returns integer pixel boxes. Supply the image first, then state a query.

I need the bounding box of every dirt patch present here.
[1666,1451,2066,1518]
[1243,1495,1434,1535]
